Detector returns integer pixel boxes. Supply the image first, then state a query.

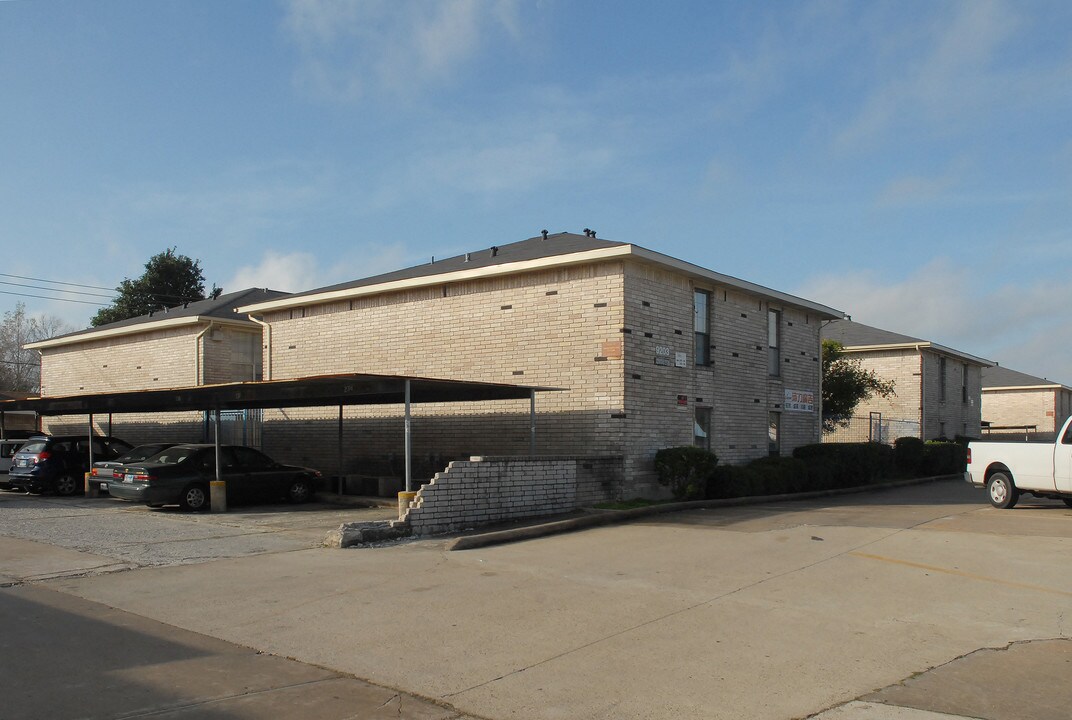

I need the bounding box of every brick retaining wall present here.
[401,456,623,535]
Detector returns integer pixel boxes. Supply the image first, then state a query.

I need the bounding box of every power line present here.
[0,280,116,300]
[0,289,111,306]
[0,273,115,292]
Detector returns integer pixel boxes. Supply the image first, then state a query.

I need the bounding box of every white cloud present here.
[835,1,1021,150]
[797,258,1072,384]
[223,244,412,295]
[282,0,522,101]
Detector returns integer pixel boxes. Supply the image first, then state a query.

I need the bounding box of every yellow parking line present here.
[848,552,1072,597]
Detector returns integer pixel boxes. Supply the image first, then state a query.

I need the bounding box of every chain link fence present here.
[823,414,921,445]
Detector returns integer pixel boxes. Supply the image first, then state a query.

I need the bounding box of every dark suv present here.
[8,435,134,496]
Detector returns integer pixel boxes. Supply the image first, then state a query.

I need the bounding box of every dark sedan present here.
[89,442,177,493]
[107,444,322,511]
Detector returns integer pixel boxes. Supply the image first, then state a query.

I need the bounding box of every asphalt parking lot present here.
[3,479,1071,719]
[0,490,396,576]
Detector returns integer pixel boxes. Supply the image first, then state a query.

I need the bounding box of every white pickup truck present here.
[965,415,1072,508]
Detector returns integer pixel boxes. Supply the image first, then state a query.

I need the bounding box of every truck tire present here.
[987,472,1019,509]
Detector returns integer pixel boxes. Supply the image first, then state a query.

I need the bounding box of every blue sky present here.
[3,1,1071,383]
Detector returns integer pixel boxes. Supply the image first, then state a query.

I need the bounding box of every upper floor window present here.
[939,357,947,402]
[694,290,711,366]
[962,363,969,403]
[768,309,781,377]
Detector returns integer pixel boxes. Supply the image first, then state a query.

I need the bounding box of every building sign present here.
[784,389,815,412]
[654,357,672,366]
[674,352,687,368]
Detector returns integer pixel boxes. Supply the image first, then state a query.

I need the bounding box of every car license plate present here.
[99,482,109,490]
[124,474,135,483]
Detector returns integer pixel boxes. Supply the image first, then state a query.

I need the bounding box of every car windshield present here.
[18,441,47,455]
[142,447,199,466]
[115,444,172,463]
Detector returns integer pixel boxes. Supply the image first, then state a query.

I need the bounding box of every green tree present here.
[822,339,895,432]
[0,302,74,393]
[92,248,220,326]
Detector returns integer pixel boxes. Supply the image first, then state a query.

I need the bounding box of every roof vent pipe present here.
[491,246,499,257]
[465,253,471,262]
[541,229,548,240]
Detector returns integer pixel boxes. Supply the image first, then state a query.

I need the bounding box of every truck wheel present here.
[987,472,1019,509]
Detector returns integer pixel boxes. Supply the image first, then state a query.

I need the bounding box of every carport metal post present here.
[85,414,97,496]
[210,406,227,512]
[530,389,536,455]
[404,379,412,492]
[337,404,343,497]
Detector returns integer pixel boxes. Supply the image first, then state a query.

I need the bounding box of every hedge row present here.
[656,439,967,501]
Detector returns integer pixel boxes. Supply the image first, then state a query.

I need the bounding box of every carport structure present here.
[0,373,560,512]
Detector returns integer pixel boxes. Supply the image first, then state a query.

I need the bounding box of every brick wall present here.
[38,322,261,442]
[259,262,628,483]
[254,258,825,497]
[982,387,1071,435]
[401,455,623,535]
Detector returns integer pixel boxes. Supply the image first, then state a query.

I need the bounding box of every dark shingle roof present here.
[822,319,924,347]
[44,287,289,344]
[983,365,1069,389]
[822,319,993,366]
[282,232,622,301]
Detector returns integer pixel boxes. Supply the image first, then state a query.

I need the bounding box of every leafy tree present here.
[91,248,220,327]
[822,339,895,432]
[0,302,74,393]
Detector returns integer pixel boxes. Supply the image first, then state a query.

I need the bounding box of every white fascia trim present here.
[840,342,994,367]
[983,384,1070,392]
[627,246,845,318]
[26,316,258,350]
[237,244,845,319]
[237,246,637,313]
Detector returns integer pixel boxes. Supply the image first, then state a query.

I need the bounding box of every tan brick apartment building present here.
[821,320,992,442]
[237,232,843,496]
[981,365,1072,440]
[27,288,285,442]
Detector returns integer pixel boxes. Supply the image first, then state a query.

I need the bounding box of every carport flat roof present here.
[0,373,562,416]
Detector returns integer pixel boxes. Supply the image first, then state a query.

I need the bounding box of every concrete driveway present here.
[4,480,1071,719]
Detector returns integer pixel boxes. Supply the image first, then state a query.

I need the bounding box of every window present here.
[231,332,262,382]
[694,407,712,450]
[768,309,781,377]
[939,357,947,401]
[694,290,711,366]
[962,363,969,403]
[768,412,781,456]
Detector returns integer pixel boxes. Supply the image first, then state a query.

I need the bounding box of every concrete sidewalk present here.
[2,582,467,720]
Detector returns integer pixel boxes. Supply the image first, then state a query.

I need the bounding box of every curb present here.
[444,474,961,551]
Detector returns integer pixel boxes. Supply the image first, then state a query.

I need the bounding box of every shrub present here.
[792,442,894,485]
[922,441,967,476]
[654,446,718,500]
[705,456,808,499]
[894,436,926,476]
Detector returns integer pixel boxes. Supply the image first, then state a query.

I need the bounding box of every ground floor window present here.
[768,412,781,456]
[694,407,711,450]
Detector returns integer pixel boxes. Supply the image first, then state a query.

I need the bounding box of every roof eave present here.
[839,342,994,367]
[26,315,260,350]
[238,244,845,319]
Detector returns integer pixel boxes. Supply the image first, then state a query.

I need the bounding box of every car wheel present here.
[179,484,209,511]
[1062,498,1072,509]
[54,474,80,496]
[287,478,313,504]
[986,472,1019,509]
